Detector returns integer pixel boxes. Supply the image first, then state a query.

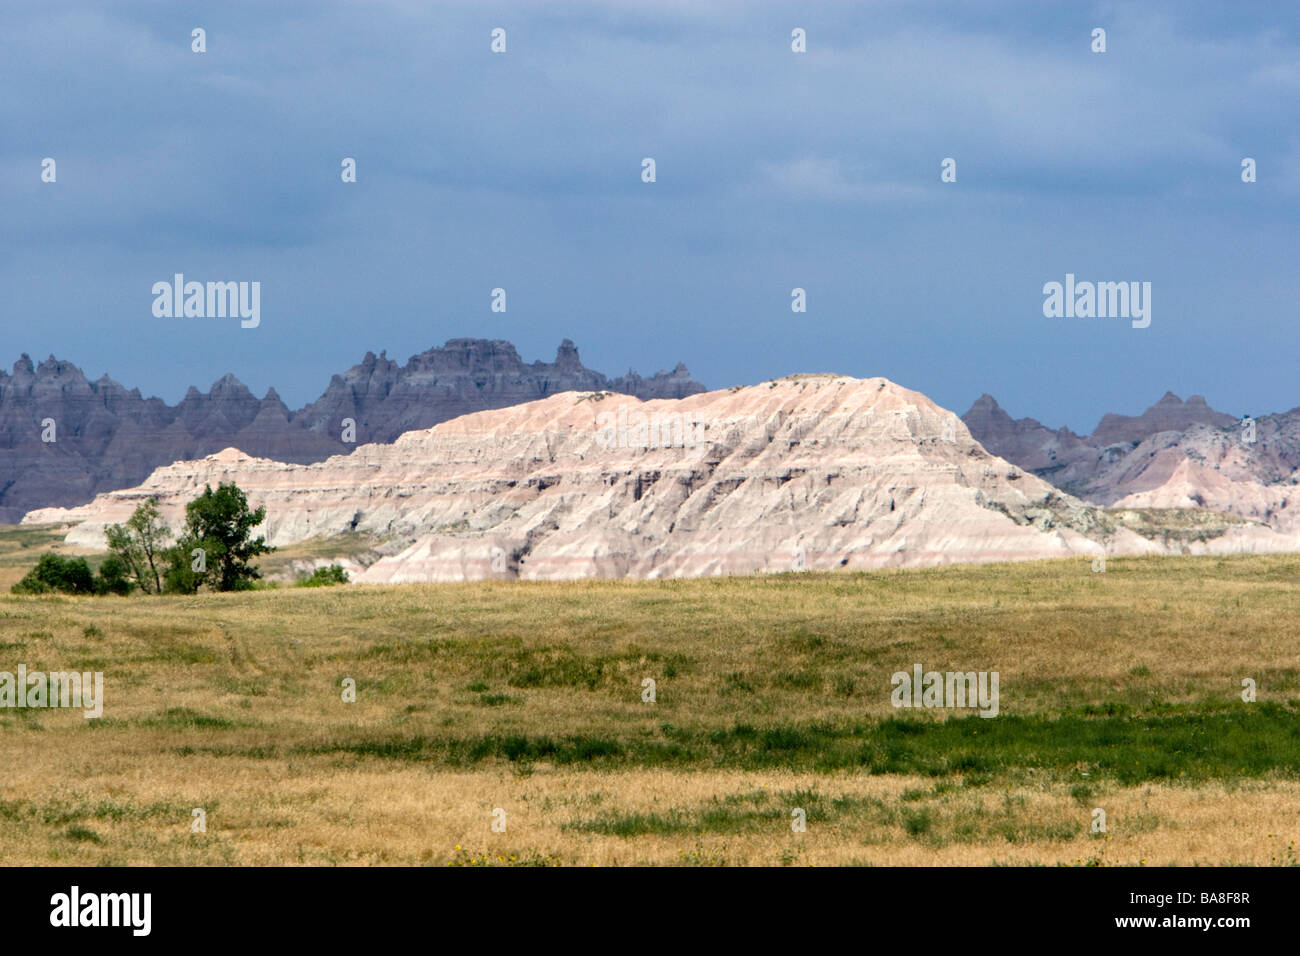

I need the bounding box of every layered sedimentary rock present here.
[0,340,703,523]
[963,391,1300,531]
[40,374,1294,584]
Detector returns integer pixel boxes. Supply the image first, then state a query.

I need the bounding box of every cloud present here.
[3,0,1300,430]
[746,157,927,203]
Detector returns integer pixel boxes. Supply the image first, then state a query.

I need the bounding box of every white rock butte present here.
[28,375,1292,582]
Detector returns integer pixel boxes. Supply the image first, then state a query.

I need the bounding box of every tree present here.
[11,554,96,595]
[165,482,273,592]
[105,499,170,594]
[162,542,205,594]
[94,555,133,595]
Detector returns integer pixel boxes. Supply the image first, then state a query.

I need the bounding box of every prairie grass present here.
[1,542,1298,865]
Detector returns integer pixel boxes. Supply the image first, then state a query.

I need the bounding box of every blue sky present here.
[3,0,1298,433]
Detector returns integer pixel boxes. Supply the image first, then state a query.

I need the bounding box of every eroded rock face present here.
[960,394,1094,477]
[293,338,704,443]
[962,391,1300,530]
[0,340,703,523]
[39,374,1284,583]
[1091,392,1236,446]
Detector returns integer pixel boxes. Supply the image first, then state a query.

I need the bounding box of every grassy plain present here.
[1,533,1298,865]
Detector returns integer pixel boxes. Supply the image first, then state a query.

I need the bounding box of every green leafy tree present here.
[162,543,206,595]
[94,555,133,595]
[105,499,170,594]
[165,482,273,592]
[11,554,96,595]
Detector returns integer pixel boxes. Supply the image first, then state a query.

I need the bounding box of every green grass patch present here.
[266,703,1300,784]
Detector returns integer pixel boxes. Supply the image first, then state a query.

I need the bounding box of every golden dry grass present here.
[3,751,1298,866]
[1,548,1299,865]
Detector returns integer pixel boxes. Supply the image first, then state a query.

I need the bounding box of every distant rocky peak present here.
[554,338,582,372]
[37,354,83,377]
[0,338,705,523]
[1092,391,1235,445]
[964,393,1010,420]
[194,373,255,402]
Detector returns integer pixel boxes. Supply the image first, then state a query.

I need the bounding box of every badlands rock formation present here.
[37,374,1293,584]
[293,338,704,443]
[1090,391,1236,446]
[964,392,1300,532]
[0,339,703,523]
[960,394,1095,477]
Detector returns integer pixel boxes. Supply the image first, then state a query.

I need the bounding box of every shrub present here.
[296,564,350,588]
[11,554,95,595]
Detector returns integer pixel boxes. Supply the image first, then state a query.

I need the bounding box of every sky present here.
[3,0,1298,434]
